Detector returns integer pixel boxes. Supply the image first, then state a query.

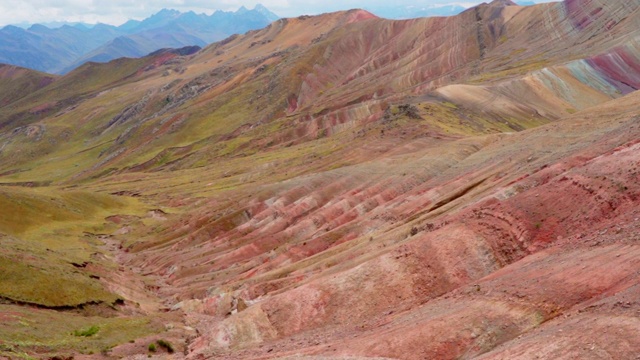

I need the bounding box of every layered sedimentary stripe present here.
[564,0,639,31]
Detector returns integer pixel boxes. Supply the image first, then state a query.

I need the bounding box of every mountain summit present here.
[489,0,518,6]
[254,3,281,21]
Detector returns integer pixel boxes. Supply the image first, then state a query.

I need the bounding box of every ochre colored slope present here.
[1,1,637,182]
[1,0,637,184]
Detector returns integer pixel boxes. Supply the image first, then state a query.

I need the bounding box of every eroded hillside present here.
[1,0,640,358]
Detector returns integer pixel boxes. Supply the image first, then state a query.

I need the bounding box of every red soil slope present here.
[152,87,640,360]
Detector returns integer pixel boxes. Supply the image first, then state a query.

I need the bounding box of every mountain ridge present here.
[0,4,279,74]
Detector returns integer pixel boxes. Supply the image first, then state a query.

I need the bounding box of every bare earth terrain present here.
[2,0,640,359]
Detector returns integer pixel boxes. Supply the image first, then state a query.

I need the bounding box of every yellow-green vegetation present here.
[0,57,149,118]
[0,186,162,356]
[0,187,129,236]
[156,339,175,353]
[72,325,100,337]
[0,255,118,307]
[469,55,551,83]
[0,186,144,307]
[0,304,161,357]
[395,101,548,137]
[441,101,458,109]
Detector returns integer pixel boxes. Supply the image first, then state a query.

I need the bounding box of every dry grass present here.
[0,187,144,307]
[0,304,161,357]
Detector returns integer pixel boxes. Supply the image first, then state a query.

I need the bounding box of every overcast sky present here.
[0,0,557,27]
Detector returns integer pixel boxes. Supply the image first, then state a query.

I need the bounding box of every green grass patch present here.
[441,101,458,109]
[0,304,162,357]
[0,256,119,307]
[0,187,129,236]
[0,187,145,307]
[73,325,100,337]
[156,339,174,353]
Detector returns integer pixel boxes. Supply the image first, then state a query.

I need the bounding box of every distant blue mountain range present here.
[367,0,538,19]
[367,5,467,19]
[0,4,279,74]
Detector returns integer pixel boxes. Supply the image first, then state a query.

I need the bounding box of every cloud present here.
[0,0,555,26]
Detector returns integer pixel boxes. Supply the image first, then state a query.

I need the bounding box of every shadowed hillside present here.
[0,64,57,106]
[1,0,640,358]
